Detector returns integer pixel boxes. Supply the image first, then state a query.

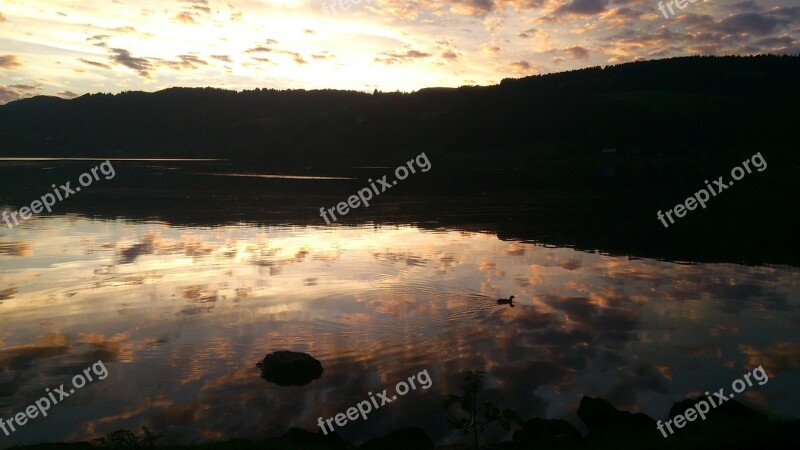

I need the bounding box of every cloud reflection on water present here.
[0,217,798,446]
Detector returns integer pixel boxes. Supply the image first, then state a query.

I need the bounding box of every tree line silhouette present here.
[1,55,798,169]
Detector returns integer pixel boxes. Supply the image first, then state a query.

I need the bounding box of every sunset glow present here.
[1,0,799,103]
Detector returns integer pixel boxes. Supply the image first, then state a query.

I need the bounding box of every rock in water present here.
[256,351,323,386]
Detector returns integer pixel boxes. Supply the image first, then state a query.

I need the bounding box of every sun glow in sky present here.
[0,0,798,103]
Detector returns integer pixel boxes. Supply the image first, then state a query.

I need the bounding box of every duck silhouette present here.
[497,295,515,307]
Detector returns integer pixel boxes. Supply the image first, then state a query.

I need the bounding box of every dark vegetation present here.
[1,55,798,168]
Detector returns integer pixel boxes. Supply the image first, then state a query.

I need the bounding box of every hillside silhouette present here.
[1,55,798,167]
[1,55,798,265]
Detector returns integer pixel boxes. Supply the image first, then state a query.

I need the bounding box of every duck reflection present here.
[497,295,516,307]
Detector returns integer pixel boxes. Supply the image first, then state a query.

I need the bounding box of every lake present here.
[0,160,798,447]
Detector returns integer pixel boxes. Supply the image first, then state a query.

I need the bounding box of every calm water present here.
[1,215,798,447]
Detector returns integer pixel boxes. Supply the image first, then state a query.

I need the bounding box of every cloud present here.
[174,12,197,24]
[87,34,111,48]
[10,84,39,92]
[441,50,459,60]
[731,1,763,12]
[740,342,800,376]
[210,55,232,62]
[715,12,782,36]
[109,48,153,77]
[0,12,6,22]
[374,49,433,65]
[509,60,531,71]
[157,54,210,70]
[0,85,28,104]
[246,46,273,53]
[178,54,208,67]
[79,58,112,69]
[519,27,547,39]
[556,0,610,16]
[0,242,32,256]
[564,45,590,60]
[247,47,308,64]
[0,55,22,70]
[58,90,79,99]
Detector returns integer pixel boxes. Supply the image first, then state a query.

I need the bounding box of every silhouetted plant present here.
[92,426,165,448]
[443,370,522,449]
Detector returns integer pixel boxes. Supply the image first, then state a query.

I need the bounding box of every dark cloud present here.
[0,54,22,69]
[603,364,670,409]
[374,50,432,65]
[210,54,232,62]
[441,50,459,60]
[767,6,800,20]
[0,85,29,104]
[563,45,590,60]
[87,34,111,48]
[109,48,153,77]
[0,242,31,256]
[715,12,782,36]
[556,0,609,16]
[176,54,209,67]
[10,84,39,92]
[0,334,71,371]
[740,342,800,376]
[79,58,112,69]
[731,1,763,12]
[510,60,532,71]
[246,46,273,53]
[249,48,308,64]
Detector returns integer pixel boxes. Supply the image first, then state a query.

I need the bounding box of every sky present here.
[0,0,799,104]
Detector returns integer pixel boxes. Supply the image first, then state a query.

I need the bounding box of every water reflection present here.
[0,217,798,446]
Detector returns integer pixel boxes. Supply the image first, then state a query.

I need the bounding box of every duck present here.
[497,295,515,307]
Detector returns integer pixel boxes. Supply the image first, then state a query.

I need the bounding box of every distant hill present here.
[1,55,798,168]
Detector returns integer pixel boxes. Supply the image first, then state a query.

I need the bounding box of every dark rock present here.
[578,397,657,434]
[271,427,348,450]
[662,397,800,450]
[256,351,323,386]
[668,397,767,425]
[577,396,661,447]
[359,427,434,450]
[513,417,582,449]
